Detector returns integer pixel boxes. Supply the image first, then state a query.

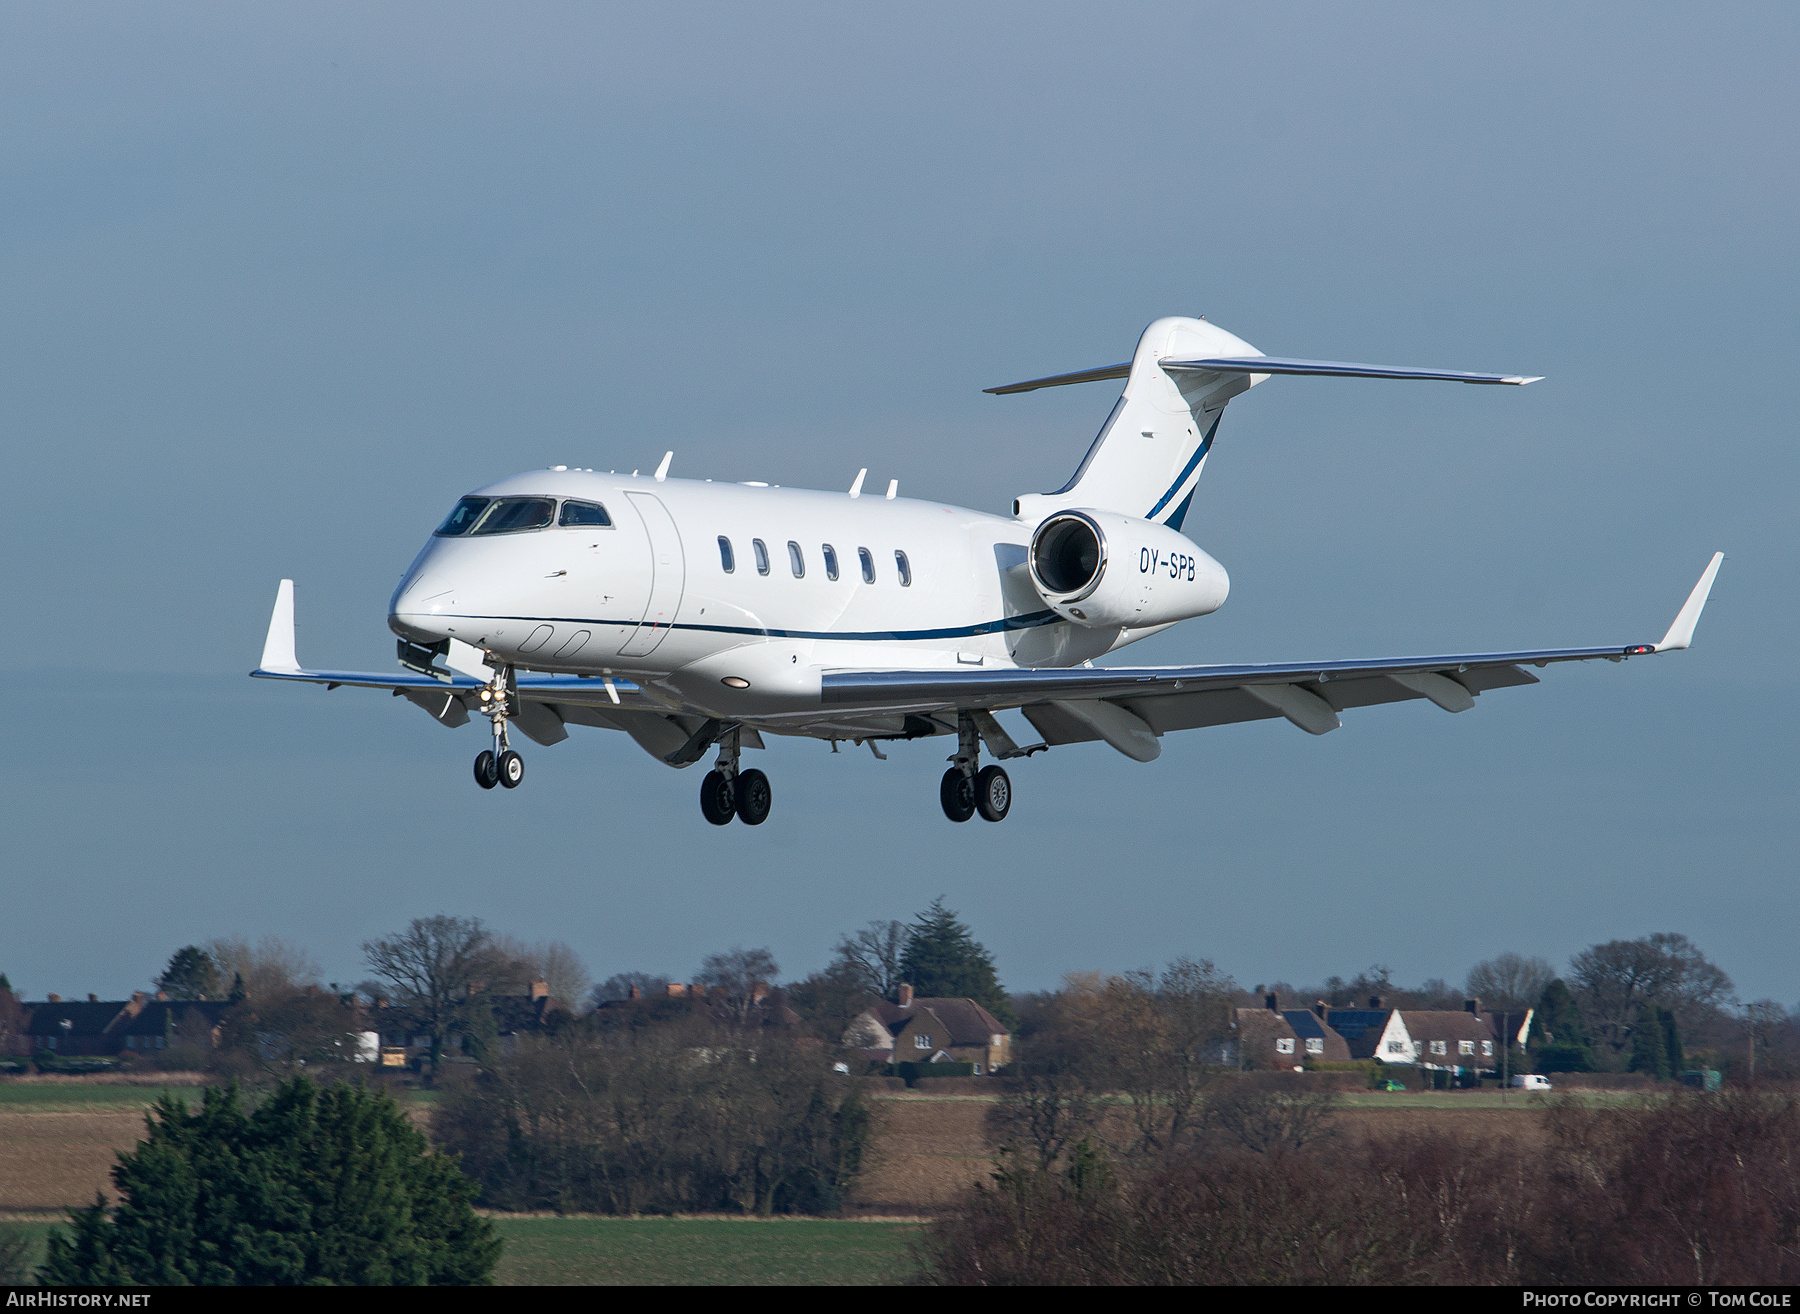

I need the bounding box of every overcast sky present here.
[4,3,1794,1008]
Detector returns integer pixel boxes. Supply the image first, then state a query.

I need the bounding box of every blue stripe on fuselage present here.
[419,609,1064,643]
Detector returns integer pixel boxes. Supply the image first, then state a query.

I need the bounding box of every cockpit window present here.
[435,496,491,536]
[471,497,556,535]
[558,500,612,527]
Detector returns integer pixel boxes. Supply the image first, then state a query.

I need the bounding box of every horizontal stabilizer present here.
[984,363,1131,395]
[1160,356,1542,385]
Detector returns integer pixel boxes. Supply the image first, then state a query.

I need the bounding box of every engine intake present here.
[1025,507,1229,630]
[1030,513,1106,600]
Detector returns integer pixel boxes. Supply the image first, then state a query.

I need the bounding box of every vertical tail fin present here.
[1014,317,1266,528]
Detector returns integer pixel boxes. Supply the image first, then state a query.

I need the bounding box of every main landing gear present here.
[940,712,1010,823]
[472,664,525,791]
[700,726,772,826]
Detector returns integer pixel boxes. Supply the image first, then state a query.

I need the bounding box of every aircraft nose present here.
[388,571,457,644]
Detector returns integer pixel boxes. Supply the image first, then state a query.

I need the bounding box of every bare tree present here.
[362,915,492,1072]
[485,935,592,1010]
[1466,952,1556,1013]
[205,935,320,1002]
[831,921,907,999]
[697,946,780,1026]
[1570,934,1734,1056]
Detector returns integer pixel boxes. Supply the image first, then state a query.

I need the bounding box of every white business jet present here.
[253,316,1722,826]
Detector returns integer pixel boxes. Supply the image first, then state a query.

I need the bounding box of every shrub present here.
[39,1077,497,1286]
[897,1061,975,1084]
[435,1021,872,1216]
[916,1089,1800,1285]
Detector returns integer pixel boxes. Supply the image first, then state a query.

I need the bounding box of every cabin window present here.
[788,541,805,578]
[1275,1038,1295,1054]
[471,497,556,535]
[752,539,770,575]
[434,496,490,536]
[558,500,611,527]
[858,547,875,583]
[822,544,839,581]
[718,536,735,573]
[895,550,912,586]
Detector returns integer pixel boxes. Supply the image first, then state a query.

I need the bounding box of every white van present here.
[1510,1074,1553,1091]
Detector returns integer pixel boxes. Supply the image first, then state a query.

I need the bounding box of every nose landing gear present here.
[698,726,773,826]
[940,712,1011,823]
[472,663,525,791]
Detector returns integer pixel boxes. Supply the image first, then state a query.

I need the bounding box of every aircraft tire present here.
[700,770,737,825]
[975,765,1011,822]
[474,750,499,790]
[939,768,976,823]
[736,769,772,825]
[499,750,525,789]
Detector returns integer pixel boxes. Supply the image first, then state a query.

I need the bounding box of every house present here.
[845,984,1011,1073]
[15,992,234,1058]
[1229,994,1353,1068]
[19,993,150,1056]
[1327,997,1514,1074]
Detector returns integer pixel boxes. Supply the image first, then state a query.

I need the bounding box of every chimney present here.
[751,983,770,1003]
[628,985,641,1000]
[87,993,98,1003]
[529,981,549,1001]
[1464,997,1481,1015]
[1314,999,1327,1019]
[898,983,914,1008]
[155,991,168,1001]
[47,993,62,1003]
[666,983,687,997]
[1369,995,1384,1009]
[1265,992,1280,1013]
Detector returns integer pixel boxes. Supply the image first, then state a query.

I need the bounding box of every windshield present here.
[471,497,556,535]
[558,500,611,527]
[435,496,491,536]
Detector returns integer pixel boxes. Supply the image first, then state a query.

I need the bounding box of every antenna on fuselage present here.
[654,451,673,482]
[849,469,867,498]
[885,480,898,500]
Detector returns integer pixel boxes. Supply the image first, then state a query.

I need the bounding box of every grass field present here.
[490,1217,924,1285]
[0,1084,206,1110]
[0,1217,926,1285]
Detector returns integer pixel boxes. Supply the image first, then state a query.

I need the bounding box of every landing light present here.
[721,677,751,689]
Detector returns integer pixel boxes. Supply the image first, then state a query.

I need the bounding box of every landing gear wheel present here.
[700,769,737,825]
[940,768,976,823]
[975,765,1011,822]
[474,750,499,790]
[735,768,772,825]
[498,750,525,789]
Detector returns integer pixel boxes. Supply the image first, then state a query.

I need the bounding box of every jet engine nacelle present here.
[1027,509,1229,629]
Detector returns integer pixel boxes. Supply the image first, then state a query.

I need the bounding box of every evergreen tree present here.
[898,898,1015,1027]
[1660,1007,1684,1075]
[39,1078,498,1286]
[156,947,222,1001]
[1530,978,1594,1073]
[1628,1006,1671,1079]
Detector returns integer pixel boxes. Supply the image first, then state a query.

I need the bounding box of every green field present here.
[0,1083,206,1110]
[490,1216,924,1286]
[2,1216,925,1285]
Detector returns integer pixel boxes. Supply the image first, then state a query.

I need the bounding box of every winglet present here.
[259,579,301,673]
[1655,552,1725,652]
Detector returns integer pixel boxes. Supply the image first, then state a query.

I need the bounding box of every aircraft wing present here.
[249,579,721,758]
[817,554,1724,762]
